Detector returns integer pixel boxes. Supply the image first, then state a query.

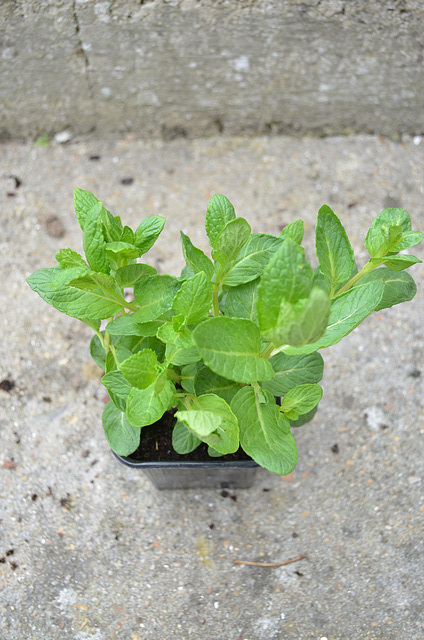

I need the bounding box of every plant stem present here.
[261,343,275,359]
[334,260,376,296]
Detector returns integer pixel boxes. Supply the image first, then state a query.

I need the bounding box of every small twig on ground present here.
[233,553,306,568]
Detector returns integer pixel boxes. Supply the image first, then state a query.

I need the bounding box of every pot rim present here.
[112,451,259,469]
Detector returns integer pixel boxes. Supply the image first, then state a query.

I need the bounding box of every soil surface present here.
[127,411,251,462]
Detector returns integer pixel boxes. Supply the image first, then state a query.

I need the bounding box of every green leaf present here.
[257,238,313,334]
[261,352,324,396]
[280,219,304,244]
[194,366,241,404]
[114,263,157,287]
[172,272,213,324]
[192,316,275,383]
[315,205,354,286]
[176,394,239,454]
[105,242,141,261]
[157,324,192,348]
[371,254,422,271]
[134,216,165,254]
[179,363,202,394]
[211,217,251,265]
[205,194,236,248]
[101,371,132,411]
[120,225,136,244]
[165,343,201,366]
[102,401,140,456]
[106,315,150,337]
[74,188,100,231]
[222,234,283,287]
[126,378,175,427]
[172,421,201,454]
[119,349,158,389]
[180,232,214,280]
[55,248,89,270]
[231,386,297,476]
[263,287,331,348]
[90,334,106,370]
[290,406,318,428]
[26,267,124,320]
[364,208,423,257]
[224,280,258,322]
[358,268,417,311]
[82,202,111,274]
[280,383,323,420]
[133,275,179,322]
[283,279,385,355]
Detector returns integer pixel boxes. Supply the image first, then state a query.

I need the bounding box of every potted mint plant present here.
[27,190,423,489]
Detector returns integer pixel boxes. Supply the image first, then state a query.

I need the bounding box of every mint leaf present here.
[172,421,201,454]
[114,264,157,287]
[205,194,236,248]
[172,272,213,324]
[102,401,140,456]
[105,241,141,261]
[284,279,385,355]
[55,248,89,270]
[180,232,214,279]
[192,316,275,383]
[133,275,179,322]
[315,205,354,285]
[126,378,175,427]
[90,334,106,370]
[364,208,423,257]
[165,343,201,366]
[280,383,323,420]
[211,217,251,265]
[224,280,258,322]
[101,371,132,411]
[73,188,99,231]
[371,254,422,271]
[261,352,324,396]
[358,268,417,311]
[265,287,331,347]
[222,234,283,287]
[119,349,158,389]
[26,267,124,320]
[280,219,304,244]
[176,394,239,454]
[82,202,110,274]
[180,363,202,394]
[290,406,318,428]
[106,315,152,337]
[257,238,313,334]
[231,386,297,476]
[134,216,165,254]
[120,225,136,244]
[194,366,241,404]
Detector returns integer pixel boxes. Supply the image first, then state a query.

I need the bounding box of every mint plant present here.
[27,191,423,476]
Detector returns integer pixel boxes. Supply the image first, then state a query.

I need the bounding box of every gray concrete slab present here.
[0,133,423,639]
[2,1,424,140]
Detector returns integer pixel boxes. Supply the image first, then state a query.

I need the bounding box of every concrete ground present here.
[0,133,423,640]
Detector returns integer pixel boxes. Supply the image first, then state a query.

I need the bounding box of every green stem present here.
[167,368,181,383]
[334,260,376,297]
[261,342,275,359]
[212,285,220,316]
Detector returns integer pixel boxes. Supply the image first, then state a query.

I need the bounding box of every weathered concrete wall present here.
[1,0,424,140]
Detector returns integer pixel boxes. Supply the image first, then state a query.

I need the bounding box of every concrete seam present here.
[72,0,97,132]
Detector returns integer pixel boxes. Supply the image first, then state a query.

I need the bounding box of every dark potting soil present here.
[127,410,252,463]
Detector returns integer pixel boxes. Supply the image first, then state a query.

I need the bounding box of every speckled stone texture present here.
[0,133,423,639]
[2,0,424,139]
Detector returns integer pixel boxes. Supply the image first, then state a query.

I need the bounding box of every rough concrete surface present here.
[1,133,424,639]
[2,0,424,140]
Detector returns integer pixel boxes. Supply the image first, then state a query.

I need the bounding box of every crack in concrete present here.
[72,0,97,132]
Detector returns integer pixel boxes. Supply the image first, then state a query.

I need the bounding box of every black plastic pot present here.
[113,452,258,490]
